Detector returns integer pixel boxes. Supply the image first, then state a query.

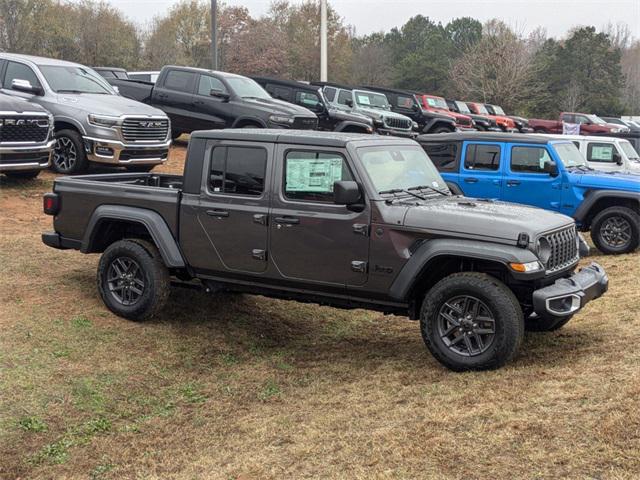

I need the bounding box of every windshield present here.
[620,140,640,161]
[492,105,506,115]
[552,142,588,168]
[226,77,271,99]
[358,145,447,193]
[587,114,607,125]
[474,103,489,115]
[455,101,471,114]
[425,96,448,109]
[353,90,390,110]
[40,66,113,94]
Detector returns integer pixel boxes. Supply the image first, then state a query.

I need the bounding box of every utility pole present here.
[320,0,327,81]
[211,0,218,70]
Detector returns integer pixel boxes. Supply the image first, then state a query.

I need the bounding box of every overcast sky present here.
[105,0,640,38]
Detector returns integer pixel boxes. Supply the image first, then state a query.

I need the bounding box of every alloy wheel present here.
[600,216,632,249]
[53,137,77,172]
[107,256,145,306]
[438,295,496,357]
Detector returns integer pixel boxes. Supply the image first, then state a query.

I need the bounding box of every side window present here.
[100,70,116,78]
[284,150,354,203]
[323,87,336,102]
[464,144,501,171]
[510,146,553,173]
[271,86,292,101]
[197,75,226,96]
[423,143,458,172]
[209,146,267,196]
[561,113,575,123]
[575,115,590,125]
[397,95,414,109]
[114,71,129,80]
[587,143,618,163]
[295,91,322,111]
[337,89,352,106]
[3,61,41,89]
[163,70,197,93]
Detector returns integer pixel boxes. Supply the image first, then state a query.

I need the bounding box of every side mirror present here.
[412,104,420,112]
[613,152,623,165]
[543,160,559,177]
[113,86,120,94]
[345,99,354,108]
[11,79,43,95]
[210,89,230,101]
[334,180,362,206]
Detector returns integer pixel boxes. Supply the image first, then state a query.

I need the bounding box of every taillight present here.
[43,193,59,215]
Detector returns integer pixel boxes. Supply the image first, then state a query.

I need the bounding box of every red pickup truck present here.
[529,113,629,134]
[418,94,476,130]
[466,102,517,131]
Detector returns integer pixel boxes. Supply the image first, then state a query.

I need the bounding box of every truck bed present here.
[108,78,155,103]
[52,173,183,241]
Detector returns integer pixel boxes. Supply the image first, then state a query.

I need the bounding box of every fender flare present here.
[231,116,268,128]
[422,117,456,133]
[388,238,539,301]
[81,205,186,268]
[53,115,87,135]
[333,120,371,133]
[573,190,640,223]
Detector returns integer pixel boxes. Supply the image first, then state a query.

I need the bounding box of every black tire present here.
[4,170,40,179]
[525,313,574,332]
[590,206,640,254]
[239,123,261,129]
[420,272,524,371]
[97,239,170,321]
[431,126,454,134]
[125,165,155,173]
[52,129,88,174]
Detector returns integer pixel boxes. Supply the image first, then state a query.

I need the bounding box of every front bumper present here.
[376,128,417,138]
[0,139,55,172]
[532,262,608,317]
[83,136,171,165]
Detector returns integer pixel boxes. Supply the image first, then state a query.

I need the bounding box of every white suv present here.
[544,135,640,174]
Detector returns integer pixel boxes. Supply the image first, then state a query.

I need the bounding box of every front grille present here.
[384,116,411,130]
[291,117,318,130]
[0,116,49,143]
[0,151,50,165]
[119,148,168,161]
[542,226,579,273]
[458,117,472,126]
[121,118,169,142]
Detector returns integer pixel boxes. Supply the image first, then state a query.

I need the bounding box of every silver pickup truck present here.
[0,54,171,174]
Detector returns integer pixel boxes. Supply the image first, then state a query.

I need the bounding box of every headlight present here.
[536,237,551,264]
[374,118,384,126]
[269,115,294,125]
[611,128,622,133]
[509,261,543,273]
[88,114,120,128]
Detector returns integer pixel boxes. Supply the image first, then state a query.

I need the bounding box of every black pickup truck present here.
[42,130,608,371]
[109,66,318,139]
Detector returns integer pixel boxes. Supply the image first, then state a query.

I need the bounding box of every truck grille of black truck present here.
[291,117,318,130]
[121,118,169,142]
[384,117,411,130]
[543,226,579,273]
[0,117,49,143]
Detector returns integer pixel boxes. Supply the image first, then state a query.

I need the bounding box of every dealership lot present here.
[1,145,638,479]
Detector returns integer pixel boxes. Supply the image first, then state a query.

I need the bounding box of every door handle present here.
[492,179,501,185]
[194,100,204,105]
[506,180,521,186]
[274,216,299,225]
[464,177,478,183]
[206,209,229,217]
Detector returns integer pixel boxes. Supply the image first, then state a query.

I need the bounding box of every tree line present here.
[1,0,637,117]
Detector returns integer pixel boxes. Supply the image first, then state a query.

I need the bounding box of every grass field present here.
[1,145,639,479]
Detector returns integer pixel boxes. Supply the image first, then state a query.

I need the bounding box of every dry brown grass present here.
[1,145,639,479]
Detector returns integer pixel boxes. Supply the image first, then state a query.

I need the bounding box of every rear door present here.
[153,69,197,133]
[458,142,503,199]
[501,143,563,210]
[268,145,370,287]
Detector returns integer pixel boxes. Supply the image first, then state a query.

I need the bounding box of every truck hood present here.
[358,106,411,122]
[56,93,166,117]
[0,93,49,114]
[328,106,373,125]
[570,169,640,190]
[240,97,316,118]
[403,196,573,242]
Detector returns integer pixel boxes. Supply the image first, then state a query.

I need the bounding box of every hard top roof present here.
[191,129,417,147]
[0,53,83,67]
[417,132,561,144]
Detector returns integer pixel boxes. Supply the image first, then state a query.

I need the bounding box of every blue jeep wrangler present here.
[419,133,640,254]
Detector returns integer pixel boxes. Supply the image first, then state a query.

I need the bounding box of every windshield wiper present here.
[379,188,428,201]
[57,89,85,94]
[408,184,449,196]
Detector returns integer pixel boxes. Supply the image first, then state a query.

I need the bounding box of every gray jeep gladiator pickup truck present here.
[42,130,608,371]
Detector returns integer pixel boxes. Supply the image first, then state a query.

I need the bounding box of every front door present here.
[585,141,621,173]
[190,142,272,274]
[459,142,503,199]
[269,146,370,287]
[501,144,562,210]
[192,74,232,129]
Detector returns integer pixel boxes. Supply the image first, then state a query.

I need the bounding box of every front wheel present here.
[52,129,88,174]
[590,206,640,254]
[420,272,524,371]
[97,239,170,321]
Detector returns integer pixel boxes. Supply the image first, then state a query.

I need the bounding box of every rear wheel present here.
[97,239,170,321]
[52,129,87,174]
[4,170,41,179]
[525,313,574,332]
[420,272,524,371]
[590,206,639,254]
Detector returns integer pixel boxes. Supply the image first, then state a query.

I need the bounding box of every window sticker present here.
[427,98,436,106]
[286,158,343,192]
[591,145,614,161]
[356,94,371,105]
